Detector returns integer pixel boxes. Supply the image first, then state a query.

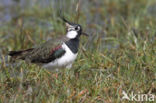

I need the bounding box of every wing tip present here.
[8,51,22,56]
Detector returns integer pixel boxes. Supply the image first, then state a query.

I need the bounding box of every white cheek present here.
[66,31,78,39]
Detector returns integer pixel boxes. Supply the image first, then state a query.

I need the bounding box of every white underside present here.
[42,43,77,70]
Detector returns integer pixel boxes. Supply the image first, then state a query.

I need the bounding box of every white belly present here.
[42,43,77,70]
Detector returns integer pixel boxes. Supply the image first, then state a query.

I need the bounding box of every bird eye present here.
[75,26,80,31]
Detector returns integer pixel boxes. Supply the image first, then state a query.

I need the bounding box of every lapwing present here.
[9,17,88,70]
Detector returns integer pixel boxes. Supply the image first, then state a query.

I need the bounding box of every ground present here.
[0,0,156,103]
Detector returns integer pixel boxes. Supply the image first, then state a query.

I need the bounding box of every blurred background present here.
[0,0,156,102]
[0,0,156,50]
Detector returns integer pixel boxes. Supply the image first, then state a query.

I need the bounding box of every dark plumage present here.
[65,38,79,54]
[31,46,65,63]
[9,37,69,63]
[9,48,34,59]
[9,17,88,69]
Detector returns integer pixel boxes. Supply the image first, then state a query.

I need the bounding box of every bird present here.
[8,17,88,70]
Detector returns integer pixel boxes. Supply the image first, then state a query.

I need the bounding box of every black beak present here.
[82,32,89,36]
[60,16,89,36]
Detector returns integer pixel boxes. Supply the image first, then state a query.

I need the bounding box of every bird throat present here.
[65,38,79,54]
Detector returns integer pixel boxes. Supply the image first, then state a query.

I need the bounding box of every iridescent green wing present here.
[25,37,69,63]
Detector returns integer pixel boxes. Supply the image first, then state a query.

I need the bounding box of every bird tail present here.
[8,48,33,59]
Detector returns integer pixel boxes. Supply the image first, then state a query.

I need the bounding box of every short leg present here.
[66,64,72,69]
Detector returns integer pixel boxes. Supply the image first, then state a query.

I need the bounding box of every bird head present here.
[61,17,88,39]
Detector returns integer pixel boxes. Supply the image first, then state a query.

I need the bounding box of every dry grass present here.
[0,0,156,103]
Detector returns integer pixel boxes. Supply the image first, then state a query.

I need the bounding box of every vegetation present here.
[0,0,155,103]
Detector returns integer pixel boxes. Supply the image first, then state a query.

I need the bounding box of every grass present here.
[0,0,156,103]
